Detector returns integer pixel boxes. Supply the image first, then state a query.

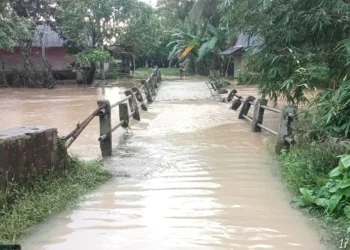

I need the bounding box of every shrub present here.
[294,151,350,238]
[310,80,350,139]
[279,141,340,192]
[0,68,56,88]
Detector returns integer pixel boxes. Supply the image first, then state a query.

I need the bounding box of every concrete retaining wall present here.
[0,126,67,187]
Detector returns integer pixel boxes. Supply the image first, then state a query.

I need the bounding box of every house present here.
[0,24,75,79]
[220,34,263,77]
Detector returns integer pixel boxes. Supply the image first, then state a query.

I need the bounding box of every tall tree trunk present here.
[21,40,36,87]
[100,61,105,80]
[1,60,7,87]
[86,62,96,85]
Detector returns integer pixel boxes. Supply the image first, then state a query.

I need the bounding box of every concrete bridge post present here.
[150,77,156,96]
[119,103,129,129]
[276,105,297,153]
[141,80,153,103]
[238,96,255,119]
[125,90,140,121]
[153,72,158,89]
[251,98,268,132]
[98,100,112,157]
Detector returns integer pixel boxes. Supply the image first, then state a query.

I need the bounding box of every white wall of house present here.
[104,62,110,72]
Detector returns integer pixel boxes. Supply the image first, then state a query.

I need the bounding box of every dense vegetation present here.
[0,158,111,243]
[280,142,350,243]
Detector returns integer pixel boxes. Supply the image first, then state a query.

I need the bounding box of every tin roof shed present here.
[220,34,263,56]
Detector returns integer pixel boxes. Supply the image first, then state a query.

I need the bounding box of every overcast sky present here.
[139,0,157,7]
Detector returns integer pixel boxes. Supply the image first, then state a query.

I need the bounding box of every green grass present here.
[278,141,349,247]
[135,67,180,77]
[279,141,340,192]
[0,158,112,244]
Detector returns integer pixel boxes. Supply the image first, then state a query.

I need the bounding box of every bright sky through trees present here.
[139,0,157,7]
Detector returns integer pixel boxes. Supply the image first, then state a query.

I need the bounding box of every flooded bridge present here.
[0,78,326,249]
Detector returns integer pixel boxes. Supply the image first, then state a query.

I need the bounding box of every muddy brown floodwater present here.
[0,80,142,159]
[1,79,328,249]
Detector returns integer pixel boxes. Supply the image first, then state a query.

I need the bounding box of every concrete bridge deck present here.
[22,79,326,250]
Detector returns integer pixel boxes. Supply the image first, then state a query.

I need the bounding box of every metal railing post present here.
[98,100,112,157]
[238,96,255,119]
[276,105,297,153]
[252,98,268,132]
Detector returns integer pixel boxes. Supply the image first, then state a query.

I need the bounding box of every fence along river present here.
[0,74,328,249]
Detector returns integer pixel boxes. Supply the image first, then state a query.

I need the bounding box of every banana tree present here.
[166,18,201,71]
[167,19,227,74]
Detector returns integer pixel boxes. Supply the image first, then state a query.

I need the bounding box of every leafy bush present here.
[296,153,350,227]
[104,70,120,79]
[1,68,56,88]
[236,68,259,85]
[279,141,340,192]
[310,80,350,139]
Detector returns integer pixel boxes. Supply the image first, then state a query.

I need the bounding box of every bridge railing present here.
[227,89,297,153]
[62,66,162,157]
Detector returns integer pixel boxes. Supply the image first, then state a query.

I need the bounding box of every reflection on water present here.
[20,80,326,250]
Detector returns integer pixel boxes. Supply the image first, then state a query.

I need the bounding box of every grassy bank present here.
[278,141,350,247]
[135,67,180,77]
[0,158,111,244]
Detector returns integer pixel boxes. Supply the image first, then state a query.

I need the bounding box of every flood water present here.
[0,80,143,159]
[1,80,327,249]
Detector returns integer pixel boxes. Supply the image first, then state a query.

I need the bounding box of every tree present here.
[157,0,194,22]
[7,0,58,87]
[56,0,141,82]
[0,7,30,50]
[218,0,350,137]
[0,0,8,13]
[189,0,221,26]
[219,0,350,102]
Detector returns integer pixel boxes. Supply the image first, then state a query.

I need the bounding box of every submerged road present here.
[22,79,326,250]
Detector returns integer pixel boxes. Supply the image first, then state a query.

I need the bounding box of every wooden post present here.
[141,79,153,103]
[125,90,140,121]
[119,103,129,128]
[276,105,297,153]
[251,98,268,132]
[238,96,255,119]
[98,100,112,157]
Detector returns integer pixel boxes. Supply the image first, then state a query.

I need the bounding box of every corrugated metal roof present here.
[220,45,243,55]
[220,34,263,55]
[32,24,64,47]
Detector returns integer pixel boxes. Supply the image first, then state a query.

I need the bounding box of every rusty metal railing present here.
[62,66,162,157]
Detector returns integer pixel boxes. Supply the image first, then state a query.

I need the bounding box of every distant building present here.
[0,24,75,79]
[220,34,263,77]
